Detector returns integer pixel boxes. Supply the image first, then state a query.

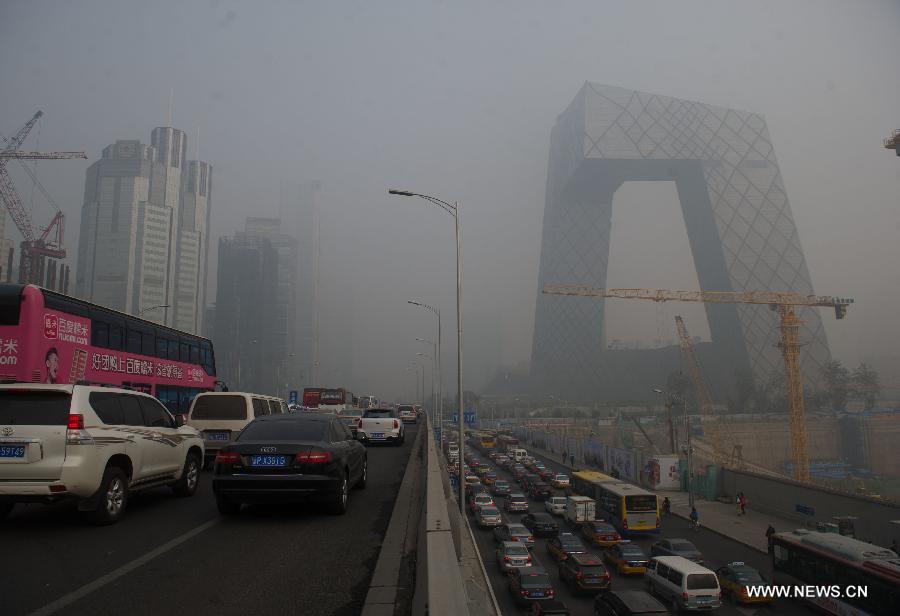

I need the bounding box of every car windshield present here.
[509,525,529,534]
[734,569,763,584]
[0,390,71,425]
[481,507,499,515]
[237,419,327,441]
[339,410,362,417]
[560,536,582,547]
[521,574,551,588]
[191,395,247,420]
[506,545,529,556]
[363,409,395,418]
[687,574,719,590]
[621,545,644,556]
[578,566,606,576]
[671,541,696,551]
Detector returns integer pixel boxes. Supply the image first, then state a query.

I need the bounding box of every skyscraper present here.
[531,83,830,400]
[280,180,320,385]
[75,127,212,333]
[214,233,279,393]
[243,216,299,394]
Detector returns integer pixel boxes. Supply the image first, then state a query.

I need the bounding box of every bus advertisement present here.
[0,284,217,415]
[318,388,357,412]
[302,387,324,408]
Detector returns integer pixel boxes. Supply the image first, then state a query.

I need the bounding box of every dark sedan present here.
[650,537,704,564]
[212,413,367,516]
[529,482,554,501]
[521,512,560,537]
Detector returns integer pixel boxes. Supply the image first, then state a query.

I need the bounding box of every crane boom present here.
[674,316,715,415]
[1,111,42,155]
[542,284,853,311]
[0,151,87,160]
[542,283,854,483]
[0,167,34,242]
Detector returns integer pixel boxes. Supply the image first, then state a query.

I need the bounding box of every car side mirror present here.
[174,414,186,427]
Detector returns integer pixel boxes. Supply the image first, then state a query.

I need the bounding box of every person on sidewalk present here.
[689,506,700,530]
[562,450,567,463]
[662,496,671,516]
[569,452,575,467]
[739,492,747,516]
[766,525,776,554]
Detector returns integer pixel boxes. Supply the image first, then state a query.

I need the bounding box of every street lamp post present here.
[137,304,170,318]
[389,189,464,515]
[409,301,442,442]
[416,337,437,429]
[416,351,431,412]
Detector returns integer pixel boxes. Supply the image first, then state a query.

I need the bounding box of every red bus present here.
[302,387,324,408]
[0,284,217,416]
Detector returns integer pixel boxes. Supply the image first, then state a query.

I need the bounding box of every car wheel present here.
[356,457,367,489]
[172,453,201,497]
[0,502,13,520]
[216,496,241,515]
[328,471,349,515]
[87,466,128,525]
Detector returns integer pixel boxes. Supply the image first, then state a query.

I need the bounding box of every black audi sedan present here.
[212,413,367,516]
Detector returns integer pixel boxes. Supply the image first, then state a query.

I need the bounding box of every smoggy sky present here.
[2,0,899,399]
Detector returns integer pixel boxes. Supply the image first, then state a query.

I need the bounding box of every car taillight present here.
[503,556,511,562]
[547,588,554,596]
[296,451,332,463]
[215,451,240,464]
[622,519,628,530]
[683,592,689,601]
[66,413,93,445]
[656,516,661,528]
[575,572,583,580]
[357,418,363,428]
[526,555,532,562]
[529,536,535,542]
[393,419,400,429]
[520,590,529,597]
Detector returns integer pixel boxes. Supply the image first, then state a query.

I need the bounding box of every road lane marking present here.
[28,518,221,616]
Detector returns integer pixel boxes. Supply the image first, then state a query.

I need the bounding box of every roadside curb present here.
[362,424,426,616]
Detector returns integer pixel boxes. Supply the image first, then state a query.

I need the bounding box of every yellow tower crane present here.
[542,284,854,483]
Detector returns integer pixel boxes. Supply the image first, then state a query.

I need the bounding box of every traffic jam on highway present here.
[448,430,803,616]
[0,384,420,523]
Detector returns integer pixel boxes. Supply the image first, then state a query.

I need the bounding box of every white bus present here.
[772,529,899,615]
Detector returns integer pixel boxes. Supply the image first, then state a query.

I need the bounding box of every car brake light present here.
[215,451,240,464]
[393,419,400,429]
[683,592,689,600]
[66,414,93,445]
[296,451,332,463]
[49,484,67,493]
[575,572,583,580]
[548,588,554,596]
[357,418,363,428]
[622,519,628,530]
[504,556,511,562]
[526,555,532,563]
[520,590,529,596]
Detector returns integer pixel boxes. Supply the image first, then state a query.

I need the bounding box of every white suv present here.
[0,384,204,525]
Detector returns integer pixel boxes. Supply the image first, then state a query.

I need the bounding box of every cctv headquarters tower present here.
[531,83,831,401]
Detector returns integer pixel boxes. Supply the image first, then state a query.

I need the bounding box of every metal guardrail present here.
[425,422,471,616]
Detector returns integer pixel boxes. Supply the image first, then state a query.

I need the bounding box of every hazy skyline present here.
[2,0,899,399]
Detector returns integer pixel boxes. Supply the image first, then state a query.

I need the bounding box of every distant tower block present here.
[531,83,831,395]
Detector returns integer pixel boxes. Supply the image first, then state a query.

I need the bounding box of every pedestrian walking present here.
[569,452,575,467]
[739,492,747,516]
[766,525,776,554]
[562,450,567,463]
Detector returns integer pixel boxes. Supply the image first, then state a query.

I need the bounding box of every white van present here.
[646,556,721,611]
[509,448,528,463]
[187,392,288,466]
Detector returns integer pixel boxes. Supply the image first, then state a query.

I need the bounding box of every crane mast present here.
[542,284,853,482]
[0,111,86,288]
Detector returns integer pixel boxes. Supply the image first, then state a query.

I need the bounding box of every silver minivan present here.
[187,392,288,466]
[646,556,721,611]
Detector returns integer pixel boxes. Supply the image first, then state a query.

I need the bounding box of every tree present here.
[852,363,880,410]
[820,360,851,413]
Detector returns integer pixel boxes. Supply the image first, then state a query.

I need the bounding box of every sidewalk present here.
[519,438,803,554]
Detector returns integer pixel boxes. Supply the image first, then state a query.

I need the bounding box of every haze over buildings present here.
[74,126,212,334]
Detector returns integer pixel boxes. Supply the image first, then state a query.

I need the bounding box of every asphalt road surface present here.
[1,424,420,616]
[463,443,808,616]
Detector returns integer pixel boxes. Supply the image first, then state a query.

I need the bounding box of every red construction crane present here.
[0,110,86,289]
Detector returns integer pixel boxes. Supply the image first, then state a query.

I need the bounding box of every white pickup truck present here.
[356,408,405,446]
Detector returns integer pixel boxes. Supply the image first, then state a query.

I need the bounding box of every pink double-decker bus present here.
[0,284,217,416]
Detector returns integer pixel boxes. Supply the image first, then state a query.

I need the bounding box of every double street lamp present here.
[416,337,438,430]
[389,188,465,515]
[409,299,442,442]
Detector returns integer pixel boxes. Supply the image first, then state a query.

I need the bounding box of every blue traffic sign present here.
[288,390,298,404]
[452,412,477,425]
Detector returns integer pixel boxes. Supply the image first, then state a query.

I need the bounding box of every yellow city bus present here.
[479,432,497,449]
[595,482,660,536]
[569,471,618,497]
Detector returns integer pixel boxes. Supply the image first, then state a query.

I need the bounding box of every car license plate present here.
[0,445,25,458]
[372,433,384,439]
[250,455,287,467]
[531,592,544,598]
[206,432,228,441]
